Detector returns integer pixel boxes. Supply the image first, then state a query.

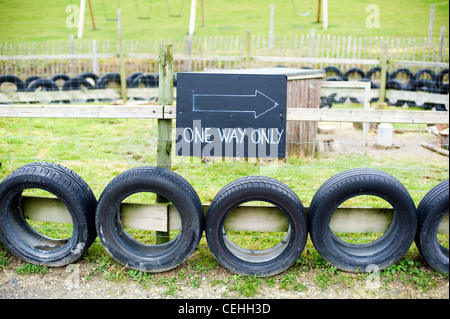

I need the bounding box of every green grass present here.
[0,0,448,43]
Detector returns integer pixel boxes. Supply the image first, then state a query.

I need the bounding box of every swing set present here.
[101,0,185,21]
[291,0,327,26]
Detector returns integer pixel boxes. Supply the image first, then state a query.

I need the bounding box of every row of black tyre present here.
[0,162,448,276]
[2,67,448,94]
[324,66,449,94]
[0,72,166,92]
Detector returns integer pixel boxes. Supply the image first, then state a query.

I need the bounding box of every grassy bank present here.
[0,0,448,43]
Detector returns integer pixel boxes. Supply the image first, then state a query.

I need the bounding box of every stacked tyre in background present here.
[0,163,448,276]
[321,66,449,110]
[1,67,447,108]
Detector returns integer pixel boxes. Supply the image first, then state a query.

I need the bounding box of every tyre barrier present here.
[319,66,449,110]
[1,163,447,275]
[2,67,447,107]
[415,180,449,274]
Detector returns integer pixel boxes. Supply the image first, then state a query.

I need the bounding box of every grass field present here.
[0,0,449,43]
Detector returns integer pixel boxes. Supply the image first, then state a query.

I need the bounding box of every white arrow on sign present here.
[192,90,279,119]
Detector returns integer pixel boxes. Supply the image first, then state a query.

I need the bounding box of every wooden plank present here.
[0,104,163,119]
[0,89,121,103]
[0,53,116,61]
[286,108,449,124]
[1,103,448,125]
[385,90,449,107]
[0,88,164,104]
[120,203,168,232]
[223,205,289,232]
[252,55,380,65]
[21,197,449,234]
[23,197,72,224]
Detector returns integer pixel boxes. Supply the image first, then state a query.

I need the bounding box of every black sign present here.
[176,72,287,159]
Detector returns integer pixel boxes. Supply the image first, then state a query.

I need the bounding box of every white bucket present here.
[377,123,393,147]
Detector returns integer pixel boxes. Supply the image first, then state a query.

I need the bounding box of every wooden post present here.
[378,42,388,104]
[269,3,275,50]
[201,0,205,27]
[428,4,435,48]
[87,0,96,30]
[246,30,252,69]
[438,26,446,62]
[156,44,174,244]
[317,0,322,23]
[117,9,127,102]
[69,35,75,78]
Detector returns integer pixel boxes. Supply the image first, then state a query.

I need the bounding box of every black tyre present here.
[78,72,99,88]
[308,168,417,272]
[390,68,414,82]
[414,68,436,82]
[366,66,390,81]
[95,166,204,272]
[344,68,365,81]
[0,75,26,92]
[24,76,41,88]
[27,78,59,92]
[96,72,121,89]
[0,162,97,266]
[436,69,449,88]
[205,176,308,277]
[132,74,158,88]
[126,72,144,88]
[62,77,94,91]
[324,66,343,79]
[415,180,449,274]
[51,73,70,87]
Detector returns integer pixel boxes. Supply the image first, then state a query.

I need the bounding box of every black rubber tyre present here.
[0,162,97,267]
[51,73,70,85]
[96,72,121,89]
[308,168,417,272]
[95,166,204,272]
[62,77,94,91]
[27,78,59,92]
[436,69,449,88]
[344,67,365,81]
[415,180,449,274]
[24,76,41,88]
[132,74,159,88]
[205,176,308,277]
[126,72,144,88]
[78,72,99,88]
[390,68,414,82]
[366,66,390,81]
[324,66,343,79]
[414,68,436,82]
[0,75,26,92]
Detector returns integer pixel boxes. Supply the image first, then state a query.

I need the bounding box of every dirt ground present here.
[0,254,448,300]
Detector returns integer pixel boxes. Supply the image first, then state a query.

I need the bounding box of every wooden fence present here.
[1,32,449,80]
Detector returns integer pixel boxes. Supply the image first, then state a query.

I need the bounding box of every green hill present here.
[0,0,448,43]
